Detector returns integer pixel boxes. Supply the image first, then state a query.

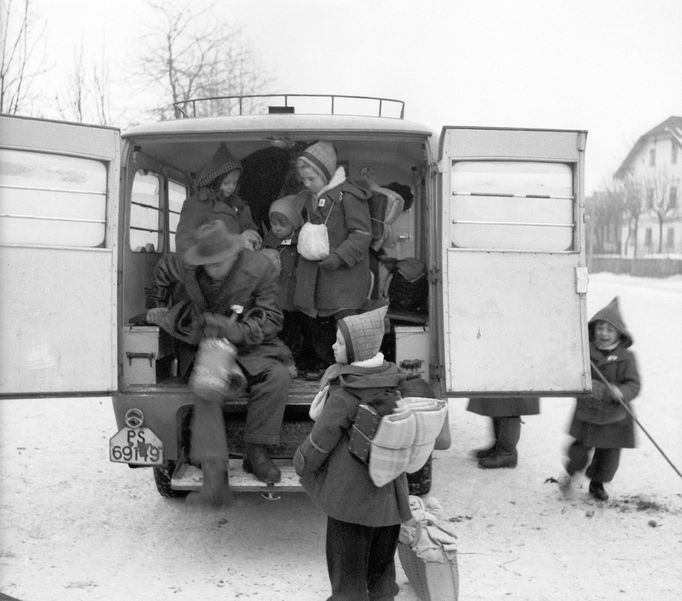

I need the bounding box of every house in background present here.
[614,115,682,257]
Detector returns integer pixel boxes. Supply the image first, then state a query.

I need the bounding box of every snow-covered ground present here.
[1,272,681,601]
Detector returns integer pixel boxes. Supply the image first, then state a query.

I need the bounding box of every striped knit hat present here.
[338,305,388,363]
[196,143,242,188]
[297,141,337,184]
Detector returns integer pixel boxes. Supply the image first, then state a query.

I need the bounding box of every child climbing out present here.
[293,140,373,380]
[175,142,262,257]
[294,305,411,600]
[262,194,306,375]
[560,296,641,501]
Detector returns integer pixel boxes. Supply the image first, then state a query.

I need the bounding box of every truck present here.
[0,94,591,497]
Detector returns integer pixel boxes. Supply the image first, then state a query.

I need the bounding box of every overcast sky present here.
[31,0,682,194]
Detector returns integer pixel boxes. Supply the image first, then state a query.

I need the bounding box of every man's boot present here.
[186,458,232,507]
[478,417,520,469]
[243,443,281,484]
[471,417,502,458]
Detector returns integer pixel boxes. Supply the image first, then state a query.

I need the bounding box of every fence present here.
[588,255,682,277]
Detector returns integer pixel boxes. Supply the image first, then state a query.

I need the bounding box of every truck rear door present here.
[0,116,120,395]
[437,127,590,396]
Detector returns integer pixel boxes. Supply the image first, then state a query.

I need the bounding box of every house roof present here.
[614,115,682,179]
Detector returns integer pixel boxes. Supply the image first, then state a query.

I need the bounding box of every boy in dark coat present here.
[560,297,641,501]
[294,305,411,601]
[262,194,306,372]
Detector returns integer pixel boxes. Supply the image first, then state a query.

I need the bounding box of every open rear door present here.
[438,127,590,396]
[0,116,120,395]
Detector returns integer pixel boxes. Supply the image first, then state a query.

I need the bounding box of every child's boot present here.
[588,480,609,501]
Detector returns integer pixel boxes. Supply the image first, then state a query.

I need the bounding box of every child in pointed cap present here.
[559,297,641,501]
[294,304,411,600]
[176,142,261,257]
[262,194,306,374]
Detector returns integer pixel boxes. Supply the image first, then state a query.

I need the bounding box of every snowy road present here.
[1,273,681,601]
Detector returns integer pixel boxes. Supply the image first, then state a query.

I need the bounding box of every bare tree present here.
[620,175,644,257]
[54,40,111,125]
[644,168,678,253]
[55,42,86,122]
[139,0,270,119]
[0,0,45,114]
[587,180,624,255]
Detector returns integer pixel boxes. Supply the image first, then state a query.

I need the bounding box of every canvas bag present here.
[297,197,336,261]
[189,338,246,403]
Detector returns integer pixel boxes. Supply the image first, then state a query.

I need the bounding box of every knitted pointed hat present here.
[338,305,388,363]
[196,143,242,187]
[588,296,633,348]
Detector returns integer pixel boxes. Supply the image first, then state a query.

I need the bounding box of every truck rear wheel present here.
[153,460,189,498]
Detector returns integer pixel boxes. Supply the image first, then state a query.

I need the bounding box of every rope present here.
[590,361,682,479]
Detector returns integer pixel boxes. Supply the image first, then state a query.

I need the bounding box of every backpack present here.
[386,258,428,314]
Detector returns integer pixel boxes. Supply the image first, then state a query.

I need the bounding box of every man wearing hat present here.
[147,220,290,502]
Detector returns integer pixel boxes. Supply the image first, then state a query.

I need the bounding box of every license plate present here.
[109,427,163,465]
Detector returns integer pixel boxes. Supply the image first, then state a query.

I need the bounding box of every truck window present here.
[0,148,106,247]
[449,161,574,251]
[168,179,187,253]
[130,169,162,252]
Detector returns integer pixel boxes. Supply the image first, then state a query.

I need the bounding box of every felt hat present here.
[196,143,242,187]
[297,141,337,183]
[269,194,304,229]
[183,220,244,266]
[588,296,633,348]
[338,305,388,363]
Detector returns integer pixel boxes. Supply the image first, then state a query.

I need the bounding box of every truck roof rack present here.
[172,94,405,120]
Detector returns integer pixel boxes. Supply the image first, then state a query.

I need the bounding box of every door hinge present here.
[429,363,445,382]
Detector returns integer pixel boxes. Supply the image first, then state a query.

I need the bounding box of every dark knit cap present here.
[297,141,337,184]
[588,296,634,348]
[338,305,388,363]
[196,143,242,187]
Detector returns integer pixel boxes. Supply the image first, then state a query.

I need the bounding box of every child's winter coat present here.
[294,362,412,527]
[570,297,641,448]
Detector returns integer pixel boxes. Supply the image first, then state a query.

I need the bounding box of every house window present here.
[670,186,678,208]
[672,143,678,164]
[644,228,652,246]
[649,148,656,166]
[646,188,654,209]
[666,227,675,248]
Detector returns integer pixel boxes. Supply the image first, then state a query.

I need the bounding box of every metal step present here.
[171,459,304,493]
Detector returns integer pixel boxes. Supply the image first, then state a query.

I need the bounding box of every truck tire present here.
[153,460,189,498]
[407,454,432,496]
